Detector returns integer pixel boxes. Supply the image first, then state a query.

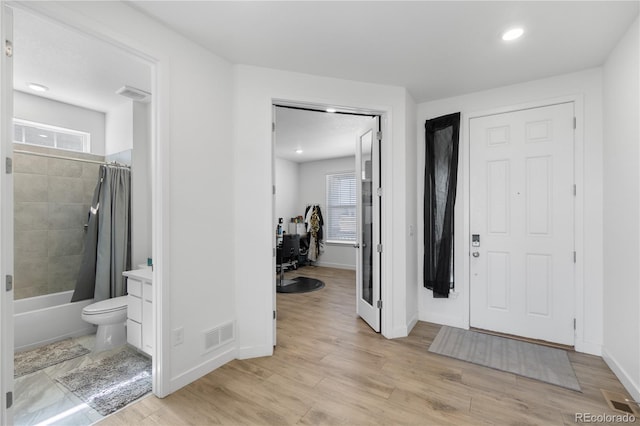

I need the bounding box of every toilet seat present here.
[82,296,128,316]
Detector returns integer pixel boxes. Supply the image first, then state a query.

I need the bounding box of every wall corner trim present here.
[237,344,273,360]
[169,347,237,394]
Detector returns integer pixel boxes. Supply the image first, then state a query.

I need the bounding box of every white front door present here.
[469,102,575,345]
[355,119,381,332]
[0,5,14,423]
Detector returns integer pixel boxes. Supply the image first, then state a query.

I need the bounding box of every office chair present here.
[277,234,300,286]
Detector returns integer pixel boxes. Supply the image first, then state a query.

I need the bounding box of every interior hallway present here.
[98,266,635,425]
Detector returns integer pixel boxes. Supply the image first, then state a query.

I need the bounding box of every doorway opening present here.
[4,5,158,425]
[272,103,383,345]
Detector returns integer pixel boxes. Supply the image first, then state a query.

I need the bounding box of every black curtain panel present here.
[424,112,460,298]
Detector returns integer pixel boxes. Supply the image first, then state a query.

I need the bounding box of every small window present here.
[13,119,90,153]
[326,172,356,243]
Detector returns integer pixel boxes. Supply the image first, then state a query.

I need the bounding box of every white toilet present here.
[81,296,129,352]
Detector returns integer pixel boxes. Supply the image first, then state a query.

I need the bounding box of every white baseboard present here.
[313,261,355,270]
[419,312,468,330]
[169,346,237,393]
[387,314,419,339]
[407,315,418,335]
[237,344,273,360]
[602,347,640,403]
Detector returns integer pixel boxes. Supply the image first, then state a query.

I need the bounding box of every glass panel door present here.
[355,118,380,332]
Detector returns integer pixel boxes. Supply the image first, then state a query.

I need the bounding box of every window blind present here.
[326,172,356,242]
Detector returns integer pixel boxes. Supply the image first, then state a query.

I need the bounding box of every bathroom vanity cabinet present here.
[123,268,153,356]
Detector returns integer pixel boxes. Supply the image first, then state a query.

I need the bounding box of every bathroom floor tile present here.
[13,334,131,426]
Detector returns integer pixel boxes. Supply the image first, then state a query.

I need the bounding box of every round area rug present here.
[277,276,325,293]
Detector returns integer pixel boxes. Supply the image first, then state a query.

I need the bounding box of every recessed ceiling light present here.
[502,27,524,41]
[326,108,337,113]
[295,149,303,154]
[27,83,49,92]
[39,134,48,138]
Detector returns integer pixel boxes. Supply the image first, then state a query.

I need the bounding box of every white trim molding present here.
[602,347,640,403]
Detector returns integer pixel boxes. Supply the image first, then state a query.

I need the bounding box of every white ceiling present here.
[130,1,639,103]
[129,0,638,163]
[275,107,375,163]
[13,7,151,114]
[12,2,638,161]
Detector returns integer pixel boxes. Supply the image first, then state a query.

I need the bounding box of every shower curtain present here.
[71,164,131,302]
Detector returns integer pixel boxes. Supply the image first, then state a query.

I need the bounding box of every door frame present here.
[1,1,171,399]
[270,99,388,343]
[464,94,587,351]
[1,4,14,423]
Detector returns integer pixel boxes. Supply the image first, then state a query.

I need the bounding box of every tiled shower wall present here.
[13,144,105,300]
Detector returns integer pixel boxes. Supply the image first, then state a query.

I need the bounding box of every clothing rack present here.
[13,149,130,168]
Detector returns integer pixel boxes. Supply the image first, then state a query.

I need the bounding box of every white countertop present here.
[123,267,152,281]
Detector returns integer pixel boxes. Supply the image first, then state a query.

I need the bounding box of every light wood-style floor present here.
[99,266,637,425]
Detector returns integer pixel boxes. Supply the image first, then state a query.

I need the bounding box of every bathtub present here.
[14,290,96,352]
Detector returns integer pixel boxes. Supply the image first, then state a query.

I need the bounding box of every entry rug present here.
[56,349,152,416]
[14,339,90,378]
[429,326,581,391]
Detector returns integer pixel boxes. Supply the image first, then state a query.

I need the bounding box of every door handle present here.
[353,243,360,249]
[472,252,480,258]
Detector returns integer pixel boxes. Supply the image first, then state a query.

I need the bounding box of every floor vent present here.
[601,389,640,416]
[203,321,234,353]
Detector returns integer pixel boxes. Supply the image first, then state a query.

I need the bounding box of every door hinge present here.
[573,251,577,263]
[376,244,383,253]
[573,117,576,129]
[273,247,276,257]
[272,122,275,132]
[272,185,276,195]
[376,131,382,141]
[376,300,382,309]
[376,187,383,197]
[5,39,12,58]
[573,318,576,330]
[6,275,12,292]
[6,391,12,409]
[273,310,277,320]
[5,157,12,174]
[573,184,577,196]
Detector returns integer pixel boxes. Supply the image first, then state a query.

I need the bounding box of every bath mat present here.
[429,326,581,391]
[277,276,325,293]
[14,338,90,378]
[56,349,152,416]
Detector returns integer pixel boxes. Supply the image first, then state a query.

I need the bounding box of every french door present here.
[355,118,381,332]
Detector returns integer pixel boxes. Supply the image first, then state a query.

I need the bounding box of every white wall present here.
[29,1,238,395]
[131,101,152,267]
[105,101,132,155]
[602,17,640,402]
[298,156,356,270]
[233,65,415,358]
[13,91,106,155]
[405,93,418,331]
[416,68,604,355]
[274,157,299,226]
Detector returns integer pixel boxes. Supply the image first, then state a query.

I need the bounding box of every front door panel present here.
[470,103,575,345]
